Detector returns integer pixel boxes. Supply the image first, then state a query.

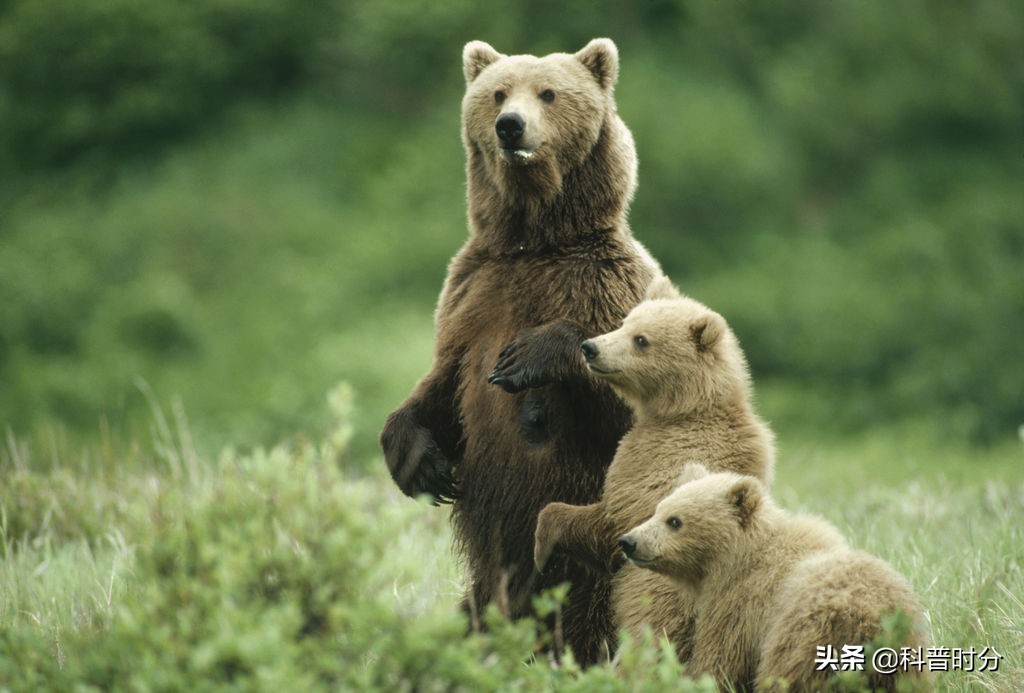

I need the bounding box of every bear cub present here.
[533,277,775,659]
[620,466,930,692]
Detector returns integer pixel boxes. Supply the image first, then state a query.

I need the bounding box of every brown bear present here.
[532,278,775,661]
[379,38,660,664]
[619,466,930,692]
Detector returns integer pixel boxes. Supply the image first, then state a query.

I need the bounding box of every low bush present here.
[0,388,715,690]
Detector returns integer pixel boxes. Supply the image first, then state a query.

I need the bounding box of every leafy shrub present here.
[0,388,717,691]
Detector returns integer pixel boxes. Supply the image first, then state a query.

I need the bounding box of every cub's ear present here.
[575,38,619,90]
[727,477,763,530]
[691,312,726,353]
[463,41,503,82]
[677,462,710,486]
[644,275,681,302]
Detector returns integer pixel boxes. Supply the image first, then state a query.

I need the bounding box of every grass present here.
[0,388,1021,690]
[770,425,1024,691]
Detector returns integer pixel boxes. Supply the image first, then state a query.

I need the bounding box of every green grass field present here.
[1,389,1020,690]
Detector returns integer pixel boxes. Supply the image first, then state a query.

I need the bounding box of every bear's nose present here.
[581,339,599,362]
[495,112,526,144]
[617,535,637,557]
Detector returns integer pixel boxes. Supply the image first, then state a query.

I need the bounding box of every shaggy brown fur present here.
[533,279,775,661]
[380,38,659,664]
[620,468,930,692]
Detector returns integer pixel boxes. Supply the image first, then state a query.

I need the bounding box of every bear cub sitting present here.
[620,465,930,692]
[533,276,775,659]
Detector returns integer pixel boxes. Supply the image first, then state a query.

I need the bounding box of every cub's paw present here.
[488,320,585,393]
[534,502,570,572]
[380,410,458,505]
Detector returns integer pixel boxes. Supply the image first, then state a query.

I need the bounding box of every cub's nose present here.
[617,535,637,557]
[581,339,599,362]
[495,112,526,144]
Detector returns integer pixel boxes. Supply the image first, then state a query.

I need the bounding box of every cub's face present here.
[617,470,764,587]
[582,294,739,417]
[461,39,617,185]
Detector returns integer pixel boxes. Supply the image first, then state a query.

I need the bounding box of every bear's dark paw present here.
[608,549,627,574]
[488,320,586,393]
[380,410,459,505]
[488,340,551,393]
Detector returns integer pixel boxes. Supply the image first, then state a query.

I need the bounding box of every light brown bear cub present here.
[533,277,775,659]
[620,466,930,692]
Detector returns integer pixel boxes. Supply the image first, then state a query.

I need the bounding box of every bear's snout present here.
[617,534,637,557]
[495,112,526,145]
[581,339,599,362]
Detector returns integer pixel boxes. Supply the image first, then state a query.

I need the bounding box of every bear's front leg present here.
[534,502,573,572]
[380,365,462,505]
[534,500,612,573]
[380,407,457,504]
[488,319,587,393]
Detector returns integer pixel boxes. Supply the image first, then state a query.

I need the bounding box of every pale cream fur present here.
[622,468,930,692]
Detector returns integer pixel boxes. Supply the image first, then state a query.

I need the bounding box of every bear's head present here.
[580,277,751,420]
[461,39,633,209]
[617,466,766,587]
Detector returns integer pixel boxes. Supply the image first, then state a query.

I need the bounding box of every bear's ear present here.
[644,275,681,302]
[463,41,503,83]
[677,462,710,486]
[727,477,763,530]
[575,38,619,90]
[691,312,725,353]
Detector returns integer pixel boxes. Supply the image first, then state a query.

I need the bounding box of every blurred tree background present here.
[1,0,1021,466]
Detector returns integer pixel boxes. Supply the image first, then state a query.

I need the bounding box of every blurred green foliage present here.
[0,0,336,164]
[0,401,721,691]
[0,0,1022,461]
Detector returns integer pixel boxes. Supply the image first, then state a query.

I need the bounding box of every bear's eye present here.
[666,516,682,530]
[539,89,556,103]
[633,335,649,349]
[494,90,507,105]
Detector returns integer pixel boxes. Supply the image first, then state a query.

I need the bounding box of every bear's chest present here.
[603,434,703,526]
[450,250,637,335]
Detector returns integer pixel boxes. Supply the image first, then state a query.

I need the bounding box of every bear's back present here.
[757,522,928,690]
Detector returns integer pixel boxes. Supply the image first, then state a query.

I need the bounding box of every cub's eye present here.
[666,517,682,530]
[634,335,649,348]
[539,89,556,103]
[494,90,506,104]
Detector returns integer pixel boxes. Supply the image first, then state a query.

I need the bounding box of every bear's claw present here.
[381,411,459,505]
[415,441,460,505]
[488,341,548,393]
[490,319,588,394]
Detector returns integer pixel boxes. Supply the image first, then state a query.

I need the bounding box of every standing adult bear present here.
[380,39,660,664]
